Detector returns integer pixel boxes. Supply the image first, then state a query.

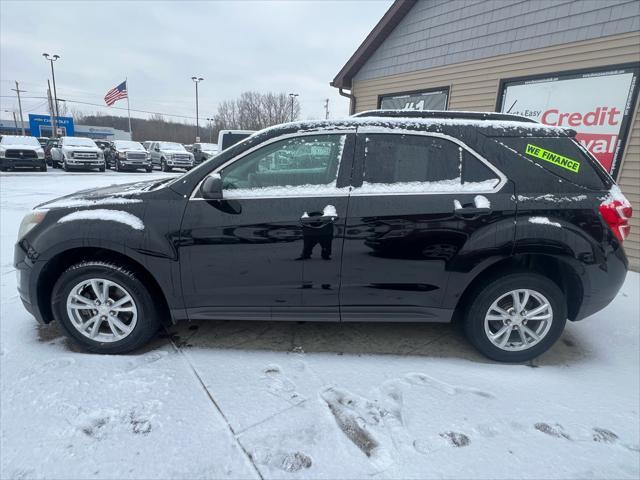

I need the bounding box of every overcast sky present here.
[0,0,391,126]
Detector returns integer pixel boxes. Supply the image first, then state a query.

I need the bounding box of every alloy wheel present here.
[66,278,138,342]
[484,289,553,351]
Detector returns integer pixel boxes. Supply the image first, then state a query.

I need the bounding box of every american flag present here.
[104,80,128,106]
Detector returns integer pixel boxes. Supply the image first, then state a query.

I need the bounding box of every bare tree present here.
[214,91,300,135]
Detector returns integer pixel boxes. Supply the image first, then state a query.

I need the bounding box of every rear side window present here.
[494,137,611,189]
[357,134,500,193]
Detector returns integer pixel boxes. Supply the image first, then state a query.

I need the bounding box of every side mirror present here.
[200,173,223,200]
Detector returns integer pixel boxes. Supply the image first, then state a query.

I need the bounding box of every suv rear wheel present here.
[464,272,567,362]
[52,262,160,354]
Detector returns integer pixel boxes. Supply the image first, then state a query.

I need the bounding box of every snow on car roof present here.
[253,115,570,139]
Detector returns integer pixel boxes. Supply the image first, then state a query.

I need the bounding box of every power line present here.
[0,95,199,120]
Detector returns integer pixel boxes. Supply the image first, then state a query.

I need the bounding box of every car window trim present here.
[189,129,357,200]
[351,128,507,196]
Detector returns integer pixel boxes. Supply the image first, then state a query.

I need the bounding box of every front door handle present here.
[300,205,338,226]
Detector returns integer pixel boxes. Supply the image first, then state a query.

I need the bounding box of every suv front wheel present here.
[52,262,160,353]
[464,272,567,362]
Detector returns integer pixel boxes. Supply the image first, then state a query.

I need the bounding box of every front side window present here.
[220,134,348,198]
[357,134,500,194]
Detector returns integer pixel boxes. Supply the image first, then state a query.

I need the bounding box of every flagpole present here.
[126,77,133,139]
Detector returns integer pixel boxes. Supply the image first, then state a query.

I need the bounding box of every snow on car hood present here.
[36,178,172,209]
[161,149,191,155]
[117,148,146,153]
[62,146,101,152]
[1,143,43,151]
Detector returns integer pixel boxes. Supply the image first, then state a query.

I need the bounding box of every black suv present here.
[14,111,632,361]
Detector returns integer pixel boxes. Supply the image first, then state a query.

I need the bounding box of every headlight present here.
[18,210,48,241]
[0,147,6,157]
[98,151,104,159]
[37,149,44,159]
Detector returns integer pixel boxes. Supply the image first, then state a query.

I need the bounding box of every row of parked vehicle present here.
[0,135,227,173]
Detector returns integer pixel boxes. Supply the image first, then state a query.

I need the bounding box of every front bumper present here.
[14,240,48,324]
[1,157,45,168]
[119,159,151,168]
[167,160,194,168]
[66,159,105,168]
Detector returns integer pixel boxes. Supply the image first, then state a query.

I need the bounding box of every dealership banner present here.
[498,65,639,179]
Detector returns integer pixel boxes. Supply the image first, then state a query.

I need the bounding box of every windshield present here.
[1,136,41,147]
[63,137,97,148]
[114,140,145,150]
[158,142,186,151]
[200,143,218,151]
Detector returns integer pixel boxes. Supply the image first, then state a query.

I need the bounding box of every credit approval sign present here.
[498,65,639,179]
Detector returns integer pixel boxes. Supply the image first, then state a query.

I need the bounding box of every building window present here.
[378,88,449,111]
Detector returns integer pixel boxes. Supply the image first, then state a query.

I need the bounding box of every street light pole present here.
[43,53,61,137]
[288,93,299,122]
[206,117,214,142]
[191,76,204,141]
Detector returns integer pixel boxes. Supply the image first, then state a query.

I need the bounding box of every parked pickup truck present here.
[192,142,219,165]
[0,135,46,172]
[148,141,194,172]
[50,136,105,172]
[106,140,152,172]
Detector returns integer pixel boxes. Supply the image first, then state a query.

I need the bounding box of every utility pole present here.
[191,76,204,142]
[42,54,61,121]
[4,110,19,132]
[47,80,58,138]
[288,93,299,122]
[11,81,26,135]
[324,98,330,120]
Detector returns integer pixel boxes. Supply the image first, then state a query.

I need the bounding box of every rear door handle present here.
[453,198,490,218]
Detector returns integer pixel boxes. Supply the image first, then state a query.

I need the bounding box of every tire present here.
[161,159,172,172]
[99,166,105,172]
[40,163,47,172]
[51,261,160,354]
[146,167,153,173]
[463,272,567,363]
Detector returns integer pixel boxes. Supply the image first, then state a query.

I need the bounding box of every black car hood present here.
[37,178,174,210]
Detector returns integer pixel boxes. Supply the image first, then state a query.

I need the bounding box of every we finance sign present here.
[498,65,639,179]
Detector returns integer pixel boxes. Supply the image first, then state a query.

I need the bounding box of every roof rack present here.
[352,109,538,123]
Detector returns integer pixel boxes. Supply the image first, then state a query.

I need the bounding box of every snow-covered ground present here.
[1,170,639,479]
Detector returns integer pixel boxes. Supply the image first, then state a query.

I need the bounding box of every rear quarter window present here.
[493,137,612,190]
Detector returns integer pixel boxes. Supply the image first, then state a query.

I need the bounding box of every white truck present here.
[51,136,105,172]
[0,135,46,172]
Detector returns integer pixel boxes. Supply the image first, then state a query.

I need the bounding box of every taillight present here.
[599,199,632,242]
